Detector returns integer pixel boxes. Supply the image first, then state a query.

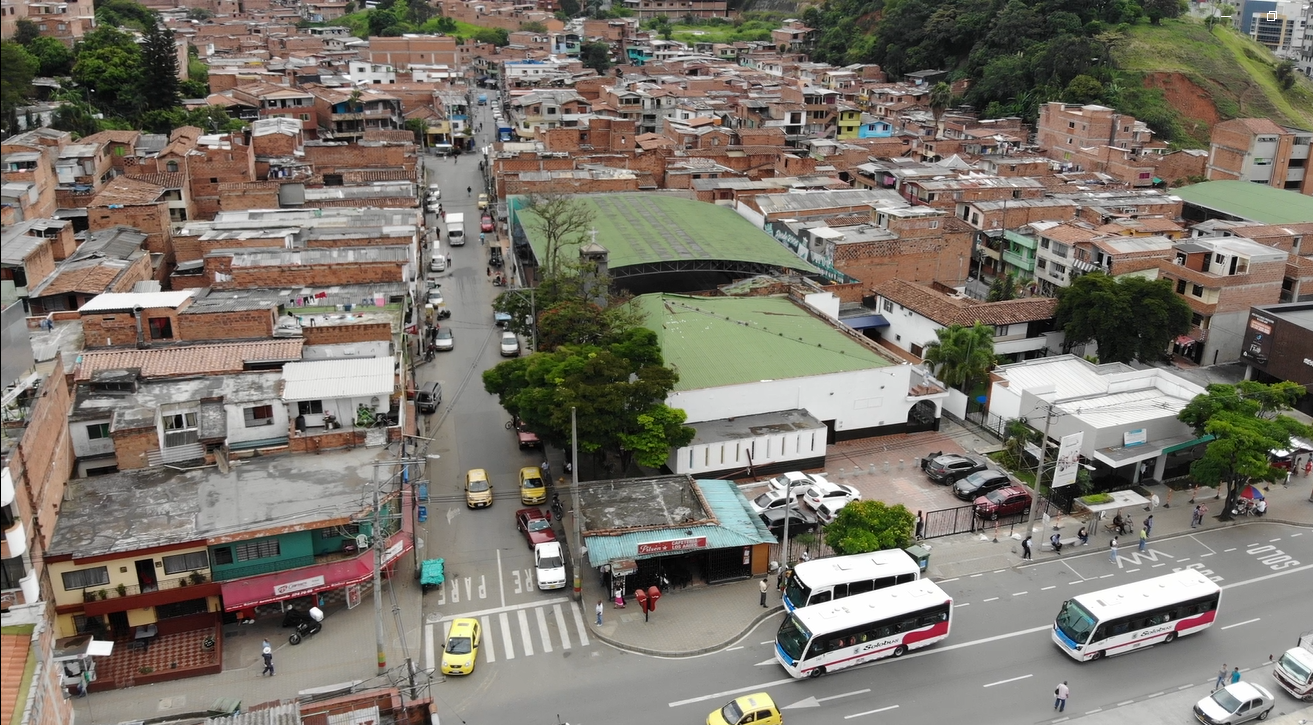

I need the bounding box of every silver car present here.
[1194,682,1276,725]
[499,331,520,357]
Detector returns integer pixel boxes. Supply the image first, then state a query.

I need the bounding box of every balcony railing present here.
[79,572,212,602]
[210,554,316,582]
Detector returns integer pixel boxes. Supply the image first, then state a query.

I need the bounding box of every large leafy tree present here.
[493,260,641,350]
[1,41,38,127]
[71,27,144,119]
[824,500,916,556]
[1054,273,1191,364]
[483,327,694,472]
[25,36,74,77]
[922,322,995,392]
[579,41,612,74]
[1178,381,1310,521]
[141,20,181,113]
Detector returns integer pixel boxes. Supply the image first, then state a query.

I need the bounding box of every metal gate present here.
[921,504,981,539]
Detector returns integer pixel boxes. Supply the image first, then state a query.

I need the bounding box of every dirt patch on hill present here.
[1142,72,1221,137]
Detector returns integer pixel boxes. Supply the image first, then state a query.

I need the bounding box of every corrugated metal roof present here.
[282,357,393,401]
[584,479,775,567]
[1062,388,1189,429]
[207,701,300,725]
[79,290,197,313]
[994,357,1109,400]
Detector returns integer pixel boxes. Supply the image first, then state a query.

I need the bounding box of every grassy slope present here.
[1116,19,1313,136]
[670,21,775,44]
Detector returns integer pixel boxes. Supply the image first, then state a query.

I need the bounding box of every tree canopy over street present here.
[1178,381,1311,521]
[824,500,916,555]
[1054,272,1191,364]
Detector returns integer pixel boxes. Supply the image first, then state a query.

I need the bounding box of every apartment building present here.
[1036,102,1153,157]
[1206,117,1313,194]
[366,34,459,70]
[1,0,95,45]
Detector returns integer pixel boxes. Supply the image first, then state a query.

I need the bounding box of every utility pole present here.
[570,407,582,602]
[1023,401,1057,538]
[373,465,386,674]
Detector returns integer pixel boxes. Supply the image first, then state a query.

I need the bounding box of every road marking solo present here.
[844,705,898,719]
[1221,618,1261,630]
[983,674,1033,688]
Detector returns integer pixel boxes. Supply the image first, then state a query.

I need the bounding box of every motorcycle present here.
[282,607,324,645]
[551,492,564,520]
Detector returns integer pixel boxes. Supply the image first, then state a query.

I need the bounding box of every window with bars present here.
[235,539,281,562]
[163,412,199,447]
[61,566,110,590]
[162,551,209,574]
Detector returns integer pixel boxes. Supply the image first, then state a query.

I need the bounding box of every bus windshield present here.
[1055,600,1096,644]
[776,615,812,662]
[783,574,810,609]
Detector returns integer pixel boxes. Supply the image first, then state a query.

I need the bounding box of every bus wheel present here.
[892,645,908,658]
[1163,632,1176,644]
[808,667,825,679]
[1088,650,1103,661]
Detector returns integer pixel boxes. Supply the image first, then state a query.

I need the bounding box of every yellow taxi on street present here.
[440,618,480,675]
[707,692,782,725]
[465,468,493,508]
[519,466,547,505]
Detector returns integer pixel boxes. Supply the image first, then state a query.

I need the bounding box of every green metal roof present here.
[637,293,893,392]
[511,193,821,273]
[1170,180,1313,224]
[583,479,776,567]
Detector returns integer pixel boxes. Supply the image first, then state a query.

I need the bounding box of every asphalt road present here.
[427,523,1311,724]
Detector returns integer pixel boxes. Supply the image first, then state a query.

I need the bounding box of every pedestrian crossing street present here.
[424,597,592,672]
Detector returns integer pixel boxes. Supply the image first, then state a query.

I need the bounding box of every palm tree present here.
[929,82,952,138]
[922,323,996,393]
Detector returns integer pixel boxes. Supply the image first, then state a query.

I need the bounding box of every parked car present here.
[509,416,541,449]
[924,454,988,484]
[416,381,442,414]
[766,471,828,496]
[433,327,454,351]
[707,692,782,725]
[952,470,1012,501]
[465,468,493,508]
[499,331,520,357]
[481,215,494,232]
[1193,682,1275,725]
[427,289,444,307]
[973,486,1032,520]
[427,184,441,200]
[518,466,547,505]
[478,193,490,209]
[814,498,852,525]
[760,507,819,539]
[440,618,479,676]
[515,507,556,547]
[534,541,566,590]
[749,489,794,515]
[802,482,861,511]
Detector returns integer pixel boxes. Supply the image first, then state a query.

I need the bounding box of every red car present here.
[508,416,541,449]
[973,486,1032,520]
[481,215,494,233]
[515,508,556,547]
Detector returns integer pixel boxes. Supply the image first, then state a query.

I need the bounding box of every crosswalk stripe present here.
[499,612,515,660]
[479,616,495,663]
[570,600,590,647]
[517,609,534,657]
[552,603,572,650]
[535,606,552,653]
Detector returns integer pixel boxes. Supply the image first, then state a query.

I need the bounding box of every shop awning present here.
[1162,434,1214,455]
[842,314,890,330]
[1175,335,1197,346]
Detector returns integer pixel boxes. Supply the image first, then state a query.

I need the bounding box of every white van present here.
[430,254,446,272]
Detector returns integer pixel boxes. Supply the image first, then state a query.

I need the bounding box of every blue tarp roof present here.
[842,314,890,330]
[584,479,777,568]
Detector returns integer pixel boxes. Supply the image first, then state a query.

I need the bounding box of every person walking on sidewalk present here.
[1215,664,1228,691]
[760,578,769,607]
[1144,514,1154,538]
[1054,681,1069,712]
[596,600,604,626]
[1138,526,1149,552]
[1022,535,1032,560]
[1109,536,1118,563]
[1231,667,1242,684]
[261,642,274,676]
[915,510,924,540]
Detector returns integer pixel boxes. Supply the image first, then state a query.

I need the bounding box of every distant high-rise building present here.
[1207,118,1313,194]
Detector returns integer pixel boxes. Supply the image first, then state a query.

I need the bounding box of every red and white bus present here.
[781,549,921,612]
[774,579,952,679]
[1052,569,1221,661]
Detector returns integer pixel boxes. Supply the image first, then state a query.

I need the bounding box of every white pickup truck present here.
[1274,631,1313,701]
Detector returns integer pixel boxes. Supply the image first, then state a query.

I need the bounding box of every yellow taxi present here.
[440,618,479,675]
[465,468,493,508]
[477,193,490,209]
[519,466,547,505]
[707,692,782,725]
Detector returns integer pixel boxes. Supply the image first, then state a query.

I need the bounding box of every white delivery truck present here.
[1274,631,1313,701]
[446,212,466,246]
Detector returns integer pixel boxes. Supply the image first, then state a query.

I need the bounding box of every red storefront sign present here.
[636,537,707,555]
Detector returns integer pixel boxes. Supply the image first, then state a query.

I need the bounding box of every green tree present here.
[1062,74,1104,103]
[618,406,693,468]
[1,41,38,125]
[96,0,158,30]
[921,322,995,393]
[986,271,1022,302]
[1178,381,1311,520]
[521,20,548,32]
[929,81,952,135]
[23,35,71,77]
[1054,273,1191,364]
[471,27,510,46]
[14,18,41,45]
[1142,0,1183,24]
[404,117,428,145]
[51,98,102,137]
[823,500,916,556]
[140,20,181,113]
[520,191,596,277]
[493,259,641,350]
[559,0,581,17]
[72,27,144,119]
[1274,60,1297,91]
[579,41,612,74]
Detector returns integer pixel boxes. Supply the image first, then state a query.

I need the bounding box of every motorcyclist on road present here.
[467,186,472,195]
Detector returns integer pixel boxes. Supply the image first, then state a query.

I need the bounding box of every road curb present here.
[590,605,784,658]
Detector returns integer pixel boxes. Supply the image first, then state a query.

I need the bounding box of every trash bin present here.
[904,544,931,573]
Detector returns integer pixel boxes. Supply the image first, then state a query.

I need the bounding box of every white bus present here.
[774,579,952,679]
[781,549,921,612]
[1052,569,1221,661]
